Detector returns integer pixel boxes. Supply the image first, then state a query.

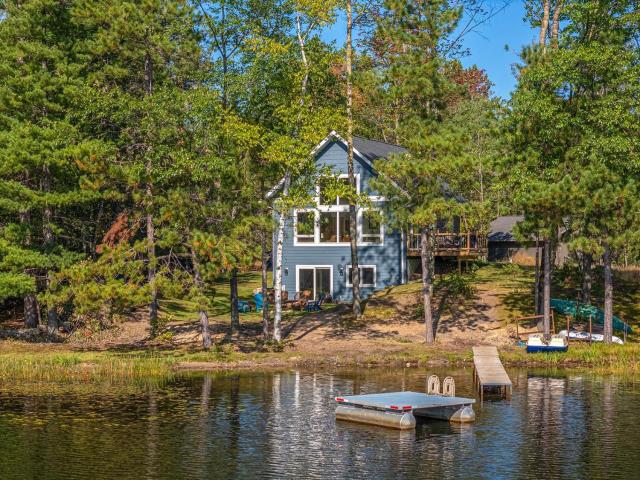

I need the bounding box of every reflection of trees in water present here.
[517,374,591,478]
[5,369,640,478]
[194,374,212,478]
[145,389,158,479]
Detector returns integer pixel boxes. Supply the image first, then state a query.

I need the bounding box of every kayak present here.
[557,329,624,345]
[551,299,632,334]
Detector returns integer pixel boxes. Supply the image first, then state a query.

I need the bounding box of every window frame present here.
[345,264,377,288]
[295,265,334,298]
[293,209,317,244]
[292,175,386,247]
[316,173,360,207]
[359,209,384,246]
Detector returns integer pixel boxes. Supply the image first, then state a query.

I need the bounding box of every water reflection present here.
[0,368,638,479]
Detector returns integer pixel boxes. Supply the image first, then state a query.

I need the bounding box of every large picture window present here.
[361,210,383,244]
[346,265,376,287]
[293,176,383,246]
[319,211,350,243]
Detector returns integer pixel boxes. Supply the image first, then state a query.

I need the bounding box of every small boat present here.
[526,334,568,353]
[557,330,624,345]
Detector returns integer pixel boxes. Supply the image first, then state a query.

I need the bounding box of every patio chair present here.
[237,300,251,313]
[304,293,326,312]
[253,293,267,312]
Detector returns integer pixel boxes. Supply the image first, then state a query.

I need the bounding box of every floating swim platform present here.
[335,391,475,430]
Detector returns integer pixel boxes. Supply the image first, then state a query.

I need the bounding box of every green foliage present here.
[0,273,36,302]
[371,0,487,233]
[42,244,149,328]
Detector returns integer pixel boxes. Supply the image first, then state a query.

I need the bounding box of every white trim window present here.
[317,173,360,206]
[293,174,387,247]
[296,265,333,298]
[346,265,376,287]
[319,210,351,244]
[294,209,315,243]
[360,209,384,245]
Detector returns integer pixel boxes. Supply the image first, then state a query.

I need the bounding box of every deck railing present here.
[408,232,487,257]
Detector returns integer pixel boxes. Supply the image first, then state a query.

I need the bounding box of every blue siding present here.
[277,139,405,301]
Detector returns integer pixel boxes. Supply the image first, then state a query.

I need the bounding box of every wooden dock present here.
[472,346,512,402]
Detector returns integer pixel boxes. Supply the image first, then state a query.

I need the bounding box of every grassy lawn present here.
[159,271,282,325]
[2,262,640,381]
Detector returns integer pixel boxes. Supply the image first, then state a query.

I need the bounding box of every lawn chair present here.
[237,300,251,313]
[304,292,326,312]
[253,293,267,312]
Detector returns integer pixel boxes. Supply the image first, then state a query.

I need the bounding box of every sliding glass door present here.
[297,266,332,299]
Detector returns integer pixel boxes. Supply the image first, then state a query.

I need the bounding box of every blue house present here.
[270,131,486,302]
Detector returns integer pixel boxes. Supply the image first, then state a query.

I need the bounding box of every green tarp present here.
[551,298,632,333]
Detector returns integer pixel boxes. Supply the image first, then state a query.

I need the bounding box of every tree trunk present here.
[602,243,613,344]
[581,252,592,305]
[24,293,39,328]
[42,165,58,335]
[191,248,212,349]
[20,208,38,328]
[345,0,361,318]
[534,236,540,315]
[421,228,434,343]
[147,204,158,333]
[550,0,562,48]
[144,52,159,335]
[261,232,269,339]
[230,268,239,335]
[543,239,551,338]
[539,0,551,50]
[273,173,290,342]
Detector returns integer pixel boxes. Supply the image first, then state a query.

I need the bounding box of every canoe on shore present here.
[557,329,624,345]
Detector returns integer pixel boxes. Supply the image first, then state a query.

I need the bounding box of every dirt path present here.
[434,281,512,347]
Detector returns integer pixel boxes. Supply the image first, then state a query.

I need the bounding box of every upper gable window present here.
[318,175,358,206]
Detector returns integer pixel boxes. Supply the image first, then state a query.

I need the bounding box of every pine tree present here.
[71,0,201,334]
[372,0,472,343]
[0,0,100,331]
[510,0,640,341]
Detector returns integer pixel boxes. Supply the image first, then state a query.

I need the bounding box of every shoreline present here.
[1,341,639,382]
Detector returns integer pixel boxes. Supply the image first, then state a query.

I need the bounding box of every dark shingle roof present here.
[488,215,524,242]
[353,135,406,162]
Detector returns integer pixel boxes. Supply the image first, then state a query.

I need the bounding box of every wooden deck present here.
[472,346,512,402]
[407,232,487,258]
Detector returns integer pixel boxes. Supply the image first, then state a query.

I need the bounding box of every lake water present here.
[0,367,638,479]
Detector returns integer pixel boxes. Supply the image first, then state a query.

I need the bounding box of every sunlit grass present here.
[501,342,640,373]
[0,350,177,382]
[159,271,272,325]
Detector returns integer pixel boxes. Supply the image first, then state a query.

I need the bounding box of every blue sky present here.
[323,1,537,99]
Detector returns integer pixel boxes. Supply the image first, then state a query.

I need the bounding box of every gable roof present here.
[352,135,407,162]
[488,215,524,242]
[267,131,408,199]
